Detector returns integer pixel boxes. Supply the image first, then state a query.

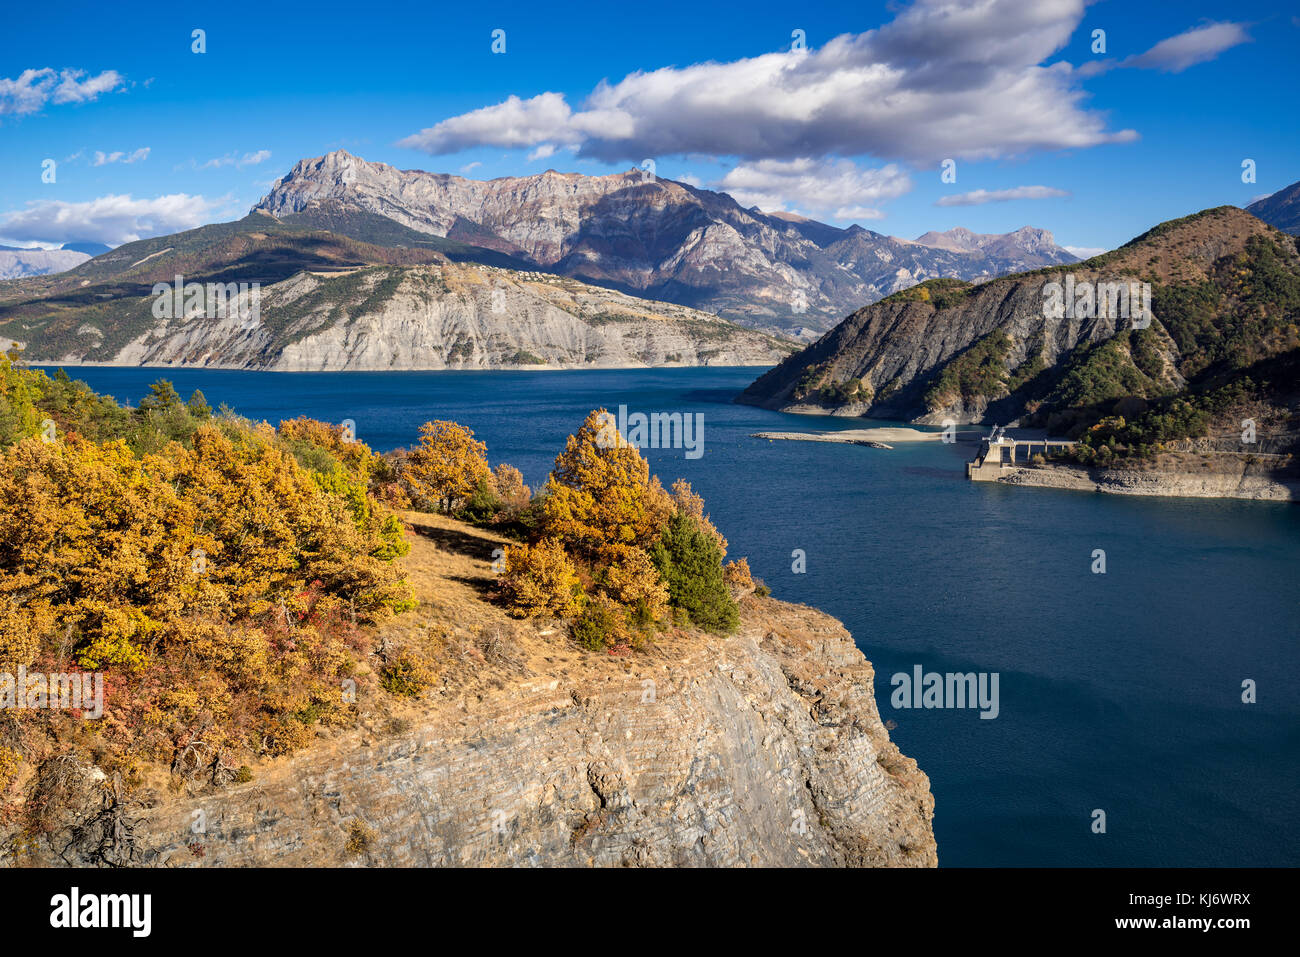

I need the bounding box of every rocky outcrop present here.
[989,460,1299,502]
[14,599,936,868]
[9,261,791,371]
[255,150,1077,335]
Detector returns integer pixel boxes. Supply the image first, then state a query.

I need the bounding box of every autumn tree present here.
[0,435,197,671]
[0,398,415,762]
[598,547,669,631]
[723,557,755,593]
[498,539,583,618]
[404,420,491,514]
[491,463,531,511]
[277,418,407,561]
[541,409,673,560]
[278,416,379,483]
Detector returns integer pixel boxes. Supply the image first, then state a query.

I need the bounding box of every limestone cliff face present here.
[38,262,791,371]
[26,600,936,868]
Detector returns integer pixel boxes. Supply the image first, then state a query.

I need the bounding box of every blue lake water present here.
[41,365,1300,867]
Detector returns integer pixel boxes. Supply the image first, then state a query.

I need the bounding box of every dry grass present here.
[348,510,713,732]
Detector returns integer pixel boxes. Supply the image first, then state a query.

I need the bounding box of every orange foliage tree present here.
[404,420,491,514]
[670,479,727,555]
[491,463,531,511]
[278,416,379,482]
[0,415,414,761]
[497,540,583,618]
[540,409,673,560]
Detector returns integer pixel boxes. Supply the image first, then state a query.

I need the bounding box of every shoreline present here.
[29,360,780,374]
[987,462,1300,503]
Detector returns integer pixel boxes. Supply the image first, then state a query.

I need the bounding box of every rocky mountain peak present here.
[254,151,1080,335]
[914,225,1060,257]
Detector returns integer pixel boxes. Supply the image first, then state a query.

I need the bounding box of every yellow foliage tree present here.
[599,547,669,628]
[0,435,200,671]
[404,420,491,514]
[278,417,379,481]
[0,419,413,760]
[723,557,754,590]
[541,409,673,560]
[498,539,583,618]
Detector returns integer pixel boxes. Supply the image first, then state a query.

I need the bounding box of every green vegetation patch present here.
[923,329,1012,411]
[882,277,973,309]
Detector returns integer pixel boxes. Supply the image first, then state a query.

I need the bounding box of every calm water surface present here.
[44,365,1300,866]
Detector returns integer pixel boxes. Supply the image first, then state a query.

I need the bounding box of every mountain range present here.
[5,153,1298,382]
[253,151,1081,336]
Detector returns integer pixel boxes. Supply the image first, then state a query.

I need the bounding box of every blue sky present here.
[1,0,1296,254]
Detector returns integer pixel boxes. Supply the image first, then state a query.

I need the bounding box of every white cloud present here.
[0,193,222,246]
[833,206,888,221]
[1064,245,1108,258]
[1127,22,1250,71]
[52,69,123,104]
[935,185,1070,207]
[459,161,482,174]
[1079,21,1250,76]
[93,147,150,166]
[717,158,911,218]
[527,143,557,162]
[0,68,125,117]
[399,92,582,154]
[397,0,1136,165]
[198,150,272,170]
